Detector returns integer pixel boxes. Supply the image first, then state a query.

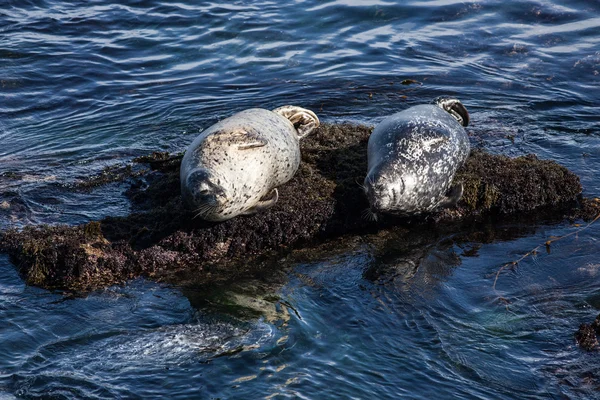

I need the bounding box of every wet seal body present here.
[364,97,470,216]
[181,106,319,221]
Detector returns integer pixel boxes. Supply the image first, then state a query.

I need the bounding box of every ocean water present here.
[1,0,600,398]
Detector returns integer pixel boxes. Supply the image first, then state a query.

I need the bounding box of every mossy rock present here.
[0,123,591,292]
[455,150,581,214]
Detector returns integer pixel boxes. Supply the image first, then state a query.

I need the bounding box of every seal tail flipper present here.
[437,182,464,209]
[432,97,470,127]
[272,106,320,139]
[240,188,279,216]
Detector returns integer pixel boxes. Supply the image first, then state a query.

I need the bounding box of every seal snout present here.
[183,169,226,212]
[364,173,405,213]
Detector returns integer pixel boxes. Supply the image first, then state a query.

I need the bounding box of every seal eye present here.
[197,183,213,197]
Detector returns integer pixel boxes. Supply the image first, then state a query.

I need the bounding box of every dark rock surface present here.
[576,315,600,351]
[0,123,595,292]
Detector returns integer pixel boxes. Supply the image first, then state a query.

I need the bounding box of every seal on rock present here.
[364,97,470,217]
[180,106,320,221]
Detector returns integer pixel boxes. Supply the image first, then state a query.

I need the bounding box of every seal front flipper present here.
[437,183,464,209]
[241,188,279,215]
[227,129,268,150]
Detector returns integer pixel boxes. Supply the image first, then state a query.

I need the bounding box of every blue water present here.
[2,0,600,398]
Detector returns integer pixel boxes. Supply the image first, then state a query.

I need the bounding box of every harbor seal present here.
[364,97,470,217]
[180,106,319,221]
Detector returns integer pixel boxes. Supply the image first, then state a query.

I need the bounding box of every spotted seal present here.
[180,106,320,221]
[364,97,470,217]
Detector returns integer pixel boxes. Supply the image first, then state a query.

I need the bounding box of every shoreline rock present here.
[0,123,596,292]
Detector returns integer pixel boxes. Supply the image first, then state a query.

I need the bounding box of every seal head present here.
[181,168,227,218]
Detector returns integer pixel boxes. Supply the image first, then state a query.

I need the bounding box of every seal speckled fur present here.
[181,107,319,221]
[364,98,470,216]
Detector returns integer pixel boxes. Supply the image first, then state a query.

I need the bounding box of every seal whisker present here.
[362,208,378,222]
[193,208,207,219]
[193,203,211,214]
[193,204,218,219]
[204,206,218,219]
[355,177,366,190]
[361,208,370,220]
[367,174,375,186]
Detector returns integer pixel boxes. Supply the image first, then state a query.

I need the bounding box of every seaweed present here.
[454,151,582,215]
[72,164,147,190]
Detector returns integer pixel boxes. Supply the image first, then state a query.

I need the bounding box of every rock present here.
[0,123,593,292]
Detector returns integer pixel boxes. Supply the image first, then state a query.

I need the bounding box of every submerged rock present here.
[576,315,600,351]
[0,123,594,292]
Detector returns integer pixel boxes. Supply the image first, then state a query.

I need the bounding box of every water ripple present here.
[2,0,600,397]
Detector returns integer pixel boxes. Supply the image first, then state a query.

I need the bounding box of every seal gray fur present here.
[364,97,470,216]
[180,106,319,221]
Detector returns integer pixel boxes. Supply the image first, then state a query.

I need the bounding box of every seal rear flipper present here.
[272,105,320,139]
[437,182,464,209]
[432,97,470,127]
[241,188,279,215]
[227,129,268,150]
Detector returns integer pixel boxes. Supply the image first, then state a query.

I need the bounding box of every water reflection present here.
[2,0,600,397]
